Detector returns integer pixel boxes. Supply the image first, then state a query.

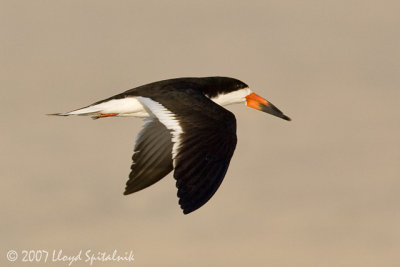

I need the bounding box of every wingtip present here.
[180,202,199,215]
[182,208,192,215]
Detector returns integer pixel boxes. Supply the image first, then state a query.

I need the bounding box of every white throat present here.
[210,88,252,106]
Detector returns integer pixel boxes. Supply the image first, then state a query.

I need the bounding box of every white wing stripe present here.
[137,97,183,165]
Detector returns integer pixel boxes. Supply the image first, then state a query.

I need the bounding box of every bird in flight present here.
[50,77,290,214]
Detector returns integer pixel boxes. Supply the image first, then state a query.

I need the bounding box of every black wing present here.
[174,118,237,214]
[124,118,173,195]
[137,89,238,214]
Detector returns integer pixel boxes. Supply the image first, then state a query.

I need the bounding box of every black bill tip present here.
[260,102,291,121]
[281,114,291,121]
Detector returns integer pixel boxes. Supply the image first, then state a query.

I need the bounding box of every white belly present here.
[65,97,150,117]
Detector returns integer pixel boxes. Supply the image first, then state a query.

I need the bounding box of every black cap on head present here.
[201,77,248,98]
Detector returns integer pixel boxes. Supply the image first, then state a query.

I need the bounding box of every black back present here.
[92,77,248,105]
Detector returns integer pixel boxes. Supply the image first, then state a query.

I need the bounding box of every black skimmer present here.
[50,77,290,214]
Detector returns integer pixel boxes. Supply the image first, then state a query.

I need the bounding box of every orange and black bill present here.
[246,92,291,121]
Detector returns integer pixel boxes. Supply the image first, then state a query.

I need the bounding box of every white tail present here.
[48,97,149,118]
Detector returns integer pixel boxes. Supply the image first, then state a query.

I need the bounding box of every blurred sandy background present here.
[1,1,399,266]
